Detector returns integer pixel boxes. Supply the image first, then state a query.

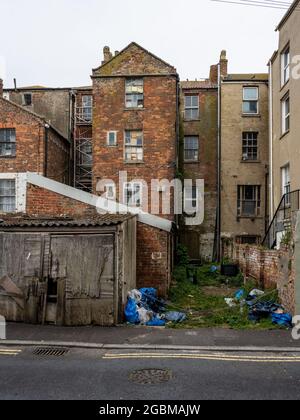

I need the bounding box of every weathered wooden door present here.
[49,234,116,326]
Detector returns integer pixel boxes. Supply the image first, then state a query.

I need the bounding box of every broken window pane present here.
[125,79,144,108]
[0,179,16,213]
[0,129,16,157]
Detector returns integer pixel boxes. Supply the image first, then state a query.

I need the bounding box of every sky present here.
[0,0,289,88]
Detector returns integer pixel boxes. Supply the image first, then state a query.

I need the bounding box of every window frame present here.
[125,78,144,109]
[242,86,259,115]
[184,185,198,214]
[107,131,118,147]
[0,128,16,158]
[184,95,199,120]
[123,182,143,207]
[184,136,199,162]
[0,178,16,213]
[281,164,291,204]
[242,132,258,161]
[81,95,93,122]
[237,185,261,218]
[281,93,290,135]
[124,130,144,163]
[281,44,290,87]
[22,93,32,106]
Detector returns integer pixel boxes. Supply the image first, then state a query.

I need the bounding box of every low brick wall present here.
[234,244,295,314]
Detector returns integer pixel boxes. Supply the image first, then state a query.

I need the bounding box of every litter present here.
[249,289,265,298]
[225,298,236,308]
[235,289,246,300]
[271,312,293,327]
[164,311,187,323]
[125,288,186,327]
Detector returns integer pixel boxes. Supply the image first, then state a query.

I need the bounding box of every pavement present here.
[2,322,300,351]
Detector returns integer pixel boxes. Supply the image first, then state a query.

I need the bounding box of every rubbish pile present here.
[225,288,293,327]
[125,288,186,326]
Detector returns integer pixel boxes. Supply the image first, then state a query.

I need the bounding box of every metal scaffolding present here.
[74,95,93,192]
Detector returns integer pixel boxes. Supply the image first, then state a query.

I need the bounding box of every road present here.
[0,346,300,400]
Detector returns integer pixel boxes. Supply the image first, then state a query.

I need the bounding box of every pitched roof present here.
[92,42,177,75]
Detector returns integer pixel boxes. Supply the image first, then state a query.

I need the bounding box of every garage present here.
[0,214,136,326]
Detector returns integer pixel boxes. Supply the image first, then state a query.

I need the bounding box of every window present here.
[281,46,290,86]
[23,93,32,106]
[243,87,259,114]
[124,182,142,207]
[184,136,199,162]
[237,235,260,245]
[0,179,16,213]
[0,129,16,157]
[78,141,92,166]
[107,131,117,146]
[105,184,116,200]
[237,185,261,217]
[281,165,291,204]
[281,94,290,134]
[82,95,92,122]
[184,95,199,120]
[242,132,258,161]
[184,186,198,214]
[125,130,143,162]
[125,79,144,108]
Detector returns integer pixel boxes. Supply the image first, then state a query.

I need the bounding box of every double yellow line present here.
[0,348,22,357]
[103,352,300,363]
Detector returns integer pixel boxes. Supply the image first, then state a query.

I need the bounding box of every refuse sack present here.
[249,289,265,298]
[128,289,142,303]
[235,289,245,301]
[271,312,292,327]
[140,288,166,313]
[164,311,186,323]
[125,297,140,324]
[137,307,153,324]
[146,317,166,327]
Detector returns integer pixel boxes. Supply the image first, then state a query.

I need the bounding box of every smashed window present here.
[0,129,16,157]
[125,130,143,162]
[125,79,144,108]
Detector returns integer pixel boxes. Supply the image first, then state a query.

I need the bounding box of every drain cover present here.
[129,369,172,385]
[33,347,69,357]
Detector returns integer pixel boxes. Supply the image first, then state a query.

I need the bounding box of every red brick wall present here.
[46,128,70,184]
[0,98,44,174]
[137,223,171,297]
[234,244,295,314]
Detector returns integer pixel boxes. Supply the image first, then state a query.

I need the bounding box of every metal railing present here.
[262,189,300,249]
[75,107,93,124]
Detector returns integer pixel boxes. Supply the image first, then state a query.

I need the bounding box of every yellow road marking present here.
[103,352,300,363]
[0,348,22,356]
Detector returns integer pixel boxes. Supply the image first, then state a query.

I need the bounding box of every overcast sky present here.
[0,0,287,88]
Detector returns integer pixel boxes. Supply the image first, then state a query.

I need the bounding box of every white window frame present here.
[0,173,27,213]
[125,78,144,109]
[124,130,143,162]
[237,185,261,218]
[123,182,142,207]
[242,132,258,161]
[184,136,199,162]
[281,94,290,135]
[184,95,199,120]
[107,131,118,146]
[281,164,291,204]
[242,87,259,115]
[281,45,290,87]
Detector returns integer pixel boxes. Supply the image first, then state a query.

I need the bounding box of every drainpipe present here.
[44,123,50,177]
[216,63,222,262]
[268,60,274,221]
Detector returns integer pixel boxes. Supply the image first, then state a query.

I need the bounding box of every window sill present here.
[124,107,145,111]
[280,80,290,92]
[184,160,199,164]
[242,113,261,118]
[183,118,200,122]
[124,160,144,164]
[240,160,261,164]
[237,216,263,220]
[280,130,290,140]
[0,155,16,159]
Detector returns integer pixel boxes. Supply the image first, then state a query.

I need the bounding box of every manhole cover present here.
[33,347,69,357]
[129,369,173,385]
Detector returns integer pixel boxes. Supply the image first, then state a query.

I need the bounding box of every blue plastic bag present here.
[235,289,245,301]
[165,311,187,323]
[125,298,140,324]
[146,317,166,327]
[271,312,292,327]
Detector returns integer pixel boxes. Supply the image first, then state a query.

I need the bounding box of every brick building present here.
[220,69,269,253]
[0,80,70,214]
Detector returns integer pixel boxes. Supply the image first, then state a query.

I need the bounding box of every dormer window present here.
[125,78,144,108]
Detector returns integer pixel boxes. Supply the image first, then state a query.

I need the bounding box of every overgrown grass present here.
[167,264,280,330]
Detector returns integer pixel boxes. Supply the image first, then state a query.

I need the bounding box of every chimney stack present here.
[209,64,218,84]
[102,46,113,64]
[0,79,3,97]
[219,50,228,78]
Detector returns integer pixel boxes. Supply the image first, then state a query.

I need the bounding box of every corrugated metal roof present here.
[180,80,217,89]
[0,214,134,228]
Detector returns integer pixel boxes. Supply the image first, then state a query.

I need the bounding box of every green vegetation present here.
[167,264,279,330]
